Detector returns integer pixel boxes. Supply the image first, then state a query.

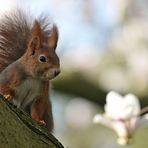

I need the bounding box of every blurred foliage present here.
[50,0,148,107]
[53,72,148,107]
[50,0,148,147]
[53,72,106,106]
[63,125,148,148]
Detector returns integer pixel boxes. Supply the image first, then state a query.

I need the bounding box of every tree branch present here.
[0,95,64,148]
[52,72,148,108]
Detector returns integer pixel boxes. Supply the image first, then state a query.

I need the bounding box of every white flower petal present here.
[93,114,113,128]
[105,91,140,120]
[106,91,123,105]
[124,94,141,116]
[112,121,128,138]
[105,91,124,119]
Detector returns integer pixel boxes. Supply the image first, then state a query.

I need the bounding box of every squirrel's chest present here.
[12,78,44,110]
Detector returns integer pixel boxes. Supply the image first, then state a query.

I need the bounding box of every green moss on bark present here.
[0,95,64,148]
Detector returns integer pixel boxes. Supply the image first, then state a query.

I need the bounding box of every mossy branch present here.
[0,95,64,148]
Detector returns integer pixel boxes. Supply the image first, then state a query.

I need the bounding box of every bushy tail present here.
[0,9,53,72]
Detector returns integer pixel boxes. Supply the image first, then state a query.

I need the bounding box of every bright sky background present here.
[0,0,121,51]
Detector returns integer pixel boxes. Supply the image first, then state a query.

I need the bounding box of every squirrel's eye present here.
[39,55,47,63]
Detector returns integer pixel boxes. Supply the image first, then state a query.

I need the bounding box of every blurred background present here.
[0,0,148,147]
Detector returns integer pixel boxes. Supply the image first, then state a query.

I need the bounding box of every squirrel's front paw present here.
[39,120,46,126]
[0,88,14,101]
[3,94,13,101]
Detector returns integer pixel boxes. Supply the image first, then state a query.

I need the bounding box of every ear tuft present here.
[31,20,42,37]
[48,24,58,49]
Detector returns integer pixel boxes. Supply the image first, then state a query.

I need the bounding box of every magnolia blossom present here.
[93,91,148,145]
[105,91,140,120]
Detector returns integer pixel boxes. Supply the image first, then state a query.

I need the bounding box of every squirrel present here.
[0,9,60,132]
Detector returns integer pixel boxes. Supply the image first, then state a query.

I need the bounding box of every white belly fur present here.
[13,78,44,110]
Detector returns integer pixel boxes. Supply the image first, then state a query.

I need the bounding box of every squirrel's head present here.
[23,20,60,80]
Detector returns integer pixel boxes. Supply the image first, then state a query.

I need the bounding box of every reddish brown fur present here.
[31,82,53,131]
[0,9,60,132]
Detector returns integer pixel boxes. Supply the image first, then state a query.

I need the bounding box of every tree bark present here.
[0,95,64,148]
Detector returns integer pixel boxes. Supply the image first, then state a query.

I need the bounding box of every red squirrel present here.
[0,9,60,132]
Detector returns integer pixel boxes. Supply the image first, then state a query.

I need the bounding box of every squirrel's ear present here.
[28,21,42,55]
[28,36,40,55]
[48,24,58,50]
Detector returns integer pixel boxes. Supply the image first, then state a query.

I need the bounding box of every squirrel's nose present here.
[54,69,60,77]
